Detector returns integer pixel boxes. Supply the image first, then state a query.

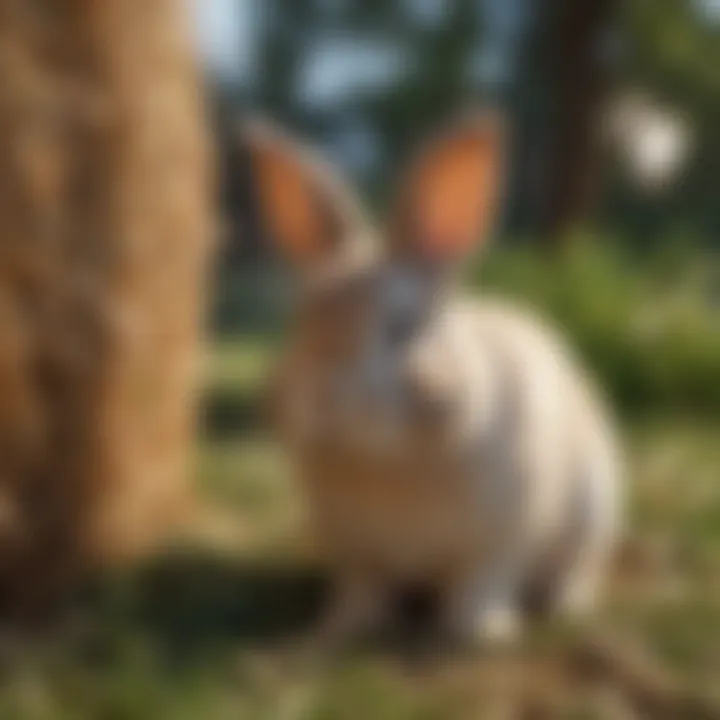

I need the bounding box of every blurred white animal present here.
[245,112,621,646]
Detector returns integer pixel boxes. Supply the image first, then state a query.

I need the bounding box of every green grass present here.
[1,316,719,718]
[0,415,717,719]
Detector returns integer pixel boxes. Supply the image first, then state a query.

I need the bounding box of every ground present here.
[0,342,718,719]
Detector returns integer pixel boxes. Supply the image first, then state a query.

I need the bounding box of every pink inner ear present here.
[408,133,496,261]
[414,190,485,261]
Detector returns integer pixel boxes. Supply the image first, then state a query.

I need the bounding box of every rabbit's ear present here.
[390,111,505,265]
[241,119,366,268]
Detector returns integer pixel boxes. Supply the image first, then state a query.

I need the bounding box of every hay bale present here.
[0,0,212,612]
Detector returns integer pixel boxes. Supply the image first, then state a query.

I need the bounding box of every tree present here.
[614,0,720,239]
[515,0,618,245]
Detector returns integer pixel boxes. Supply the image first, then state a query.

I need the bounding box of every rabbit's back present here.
[447,296,619,544]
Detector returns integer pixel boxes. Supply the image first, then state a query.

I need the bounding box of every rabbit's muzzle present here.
[285,359,455,455]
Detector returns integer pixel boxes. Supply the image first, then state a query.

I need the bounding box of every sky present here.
[697,0,720,22]
[187,0,254,80]
[186,0,719,91]
[185,0,521,93]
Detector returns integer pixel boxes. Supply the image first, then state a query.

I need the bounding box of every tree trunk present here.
[0,0,212,614]
[538,0,616,245]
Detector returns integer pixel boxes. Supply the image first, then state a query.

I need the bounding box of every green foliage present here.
[212,236,720,418]
[472,236,720,415]
[621,0,720,114]
[1,421,720,718]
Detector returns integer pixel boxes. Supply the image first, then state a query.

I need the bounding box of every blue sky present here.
[187,0,255,80]
[185,0,518,90]
[186,0,719,89]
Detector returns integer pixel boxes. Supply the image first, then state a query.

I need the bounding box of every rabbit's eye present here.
[385,313,417,346]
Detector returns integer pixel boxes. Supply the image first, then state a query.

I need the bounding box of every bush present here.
[473,236,720,416]
[212,235,720,418]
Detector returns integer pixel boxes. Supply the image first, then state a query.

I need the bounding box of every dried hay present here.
[0,0,213,613]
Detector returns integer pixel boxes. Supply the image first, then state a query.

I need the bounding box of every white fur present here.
[255,114,622,646]
[277,289,621,645]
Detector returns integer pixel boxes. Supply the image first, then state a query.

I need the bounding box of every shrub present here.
[474,236,720,416]
[212,235,720,418]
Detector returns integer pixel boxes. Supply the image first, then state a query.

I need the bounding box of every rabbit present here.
[244,111,622,646]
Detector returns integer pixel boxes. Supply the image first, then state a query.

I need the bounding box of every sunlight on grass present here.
[2,332,719,718]
[1,420,718,718]
[205,339,274,395]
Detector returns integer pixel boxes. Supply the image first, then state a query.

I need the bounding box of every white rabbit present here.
[245,112,621,645]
